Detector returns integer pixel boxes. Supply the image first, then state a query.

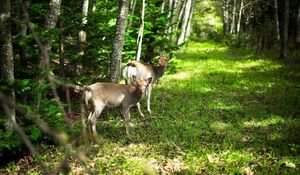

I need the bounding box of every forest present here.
[0,0,299,174]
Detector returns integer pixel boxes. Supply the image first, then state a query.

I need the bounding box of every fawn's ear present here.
[146,77,153,85]
[168,53,173,60]
[132,75,137,82]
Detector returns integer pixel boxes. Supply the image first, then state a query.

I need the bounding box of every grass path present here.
[4,42,300,174]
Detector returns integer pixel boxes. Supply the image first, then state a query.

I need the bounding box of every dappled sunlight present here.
[243,116,285,128]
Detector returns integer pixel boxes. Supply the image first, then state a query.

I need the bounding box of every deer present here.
[122,53,173,115]
[83,75,152,135]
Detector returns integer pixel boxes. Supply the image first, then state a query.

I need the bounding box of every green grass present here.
[3,42,300,174]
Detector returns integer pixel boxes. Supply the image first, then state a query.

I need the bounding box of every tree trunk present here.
[230,0,237,34]
[79,0,89,44]
[237,0,243,33]
[177,0,192,45]
[296,0,300,44]
[274,0,280,40]
[221,0,230,36]
[0,0,15,123]
[280,0,289,59]
[127,0,136,30]
[135,0,145,61]
[92,0,96,12]
[110,0,129,83]
[184,0,195,40]
[39,0,62,75]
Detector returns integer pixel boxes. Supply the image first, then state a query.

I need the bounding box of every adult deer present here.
[122,53,173,115]
[84,75,152,135]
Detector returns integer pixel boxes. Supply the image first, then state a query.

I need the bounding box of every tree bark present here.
[39,0,62,75]
[221,0,230,36]
[237,0,243,33]
[230,0,237,34]
[280,0,289,59]
[79,0,89,44]
[135,0,145,61]
[177,0,192,45]
[0,0,15,123]
[184,0,195,40]
[274,0,280,40]
[110,0,129,83]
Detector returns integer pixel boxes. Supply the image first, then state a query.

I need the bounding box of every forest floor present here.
[2,42,300,174]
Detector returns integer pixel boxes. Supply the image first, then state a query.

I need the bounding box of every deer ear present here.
[147,77,153,85]
[132,75,137,82]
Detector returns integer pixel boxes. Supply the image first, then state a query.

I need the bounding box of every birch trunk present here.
[177,0,192,45]
[280,0,289,59]
[0,0,15,123]
[127,0,136,29]
[135,0,145,61]
[184,0,195,40]
[110,0,129,83]
[230,0,237,34]
[237,0,243,33]
[79,0,89,43]
[39,0,62,74]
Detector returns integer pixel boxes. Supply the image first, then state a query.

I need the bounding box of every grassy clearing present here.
[2,42,300,174]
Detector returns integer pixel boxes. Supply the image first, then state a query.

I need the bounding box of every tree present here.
[39,0,62,75]
[0,0,15,123]
[110,0,129,83]
[177,0,194,45]
[280,0,289,59]
[135,0,146,61]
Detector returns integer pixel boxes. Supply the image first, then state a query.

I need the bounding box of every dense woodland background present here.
[0,0,300,174]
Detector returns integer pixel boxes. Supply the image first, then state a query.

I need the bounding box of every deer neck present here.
[155,65,167,78]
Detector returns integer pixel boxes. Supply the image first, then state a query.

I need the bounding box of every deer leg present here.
[146,85,152,114]
[136,102,144,117]
[122,105,131,135]
[89,103,105,136]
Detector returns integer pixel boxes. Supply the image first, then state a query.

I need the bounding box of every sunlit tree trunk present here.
[177,0,192,45]
[92,0,96,12]
[39,0,62,75]
[0,0,15,123]
[280,0,289,59]
[237,0,243,33]
[230,0,237,34]
[135,0,145,61]
[221,0,230,36]
[110,0,129,83]
[79,0,89,44]
[184,0,195,40]
[274,0,280,40]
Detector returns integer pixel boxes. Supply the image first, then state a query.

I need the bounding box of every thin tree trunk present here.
[237,0,243,33]
[230,0,237,33]
[110,0,129,83]
[184,0,195,40]
[127,0,136,30]
[221,0,230,36]
[280,0,289,59]
[39,0,62,75]
[177,0,192,45]
[79,0,89,44]
[92,0,96,12]
[0,0,15,123]
[296,0,300,44]
[274,0,280,40]
[58,20,64,75]
[135,0,145,61]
